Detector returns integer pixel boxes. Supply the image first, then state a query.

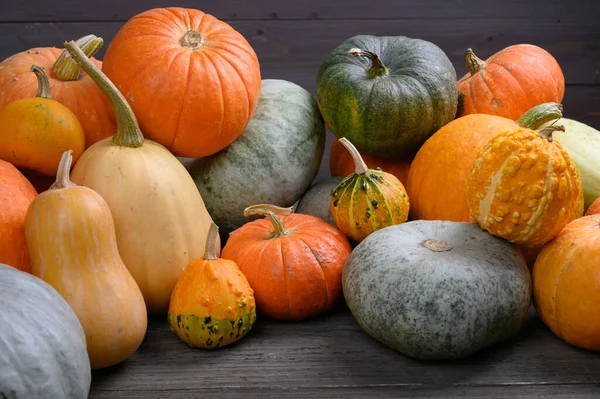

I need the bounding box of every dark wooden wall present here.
[2,0,599,179]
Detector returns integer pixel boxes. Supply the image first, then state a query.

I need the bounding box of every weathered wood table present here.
[89,303,600,398]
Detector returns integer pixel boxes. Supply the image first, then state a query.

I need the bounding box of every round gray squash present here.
[342,220,532,360]
[183,79,326,237]
[295,176,343,226]
[0,263,91,398]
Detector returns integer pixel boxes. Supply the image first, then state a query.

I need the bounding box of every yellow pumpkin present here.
[25,150,147,369]
[466,125,583,245]
[63,41,216,315]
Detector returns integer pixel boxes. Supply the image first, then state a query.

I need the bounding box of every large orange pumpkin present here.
[329,138,411,186]
[533,214,600,351]
[101,7,262,158]
[407,102,563,222]
[221,204,352,321]
[0,160,37,273]
[457,45,565,120]
[0,34,115,147]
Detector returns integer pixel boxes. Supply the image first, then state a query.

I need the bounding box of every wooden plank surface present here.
[88,305,600,398]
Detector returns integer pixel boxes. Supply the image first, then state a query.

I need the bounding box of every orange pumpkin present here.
[0,160,37,273]
[457,45,565,120]
[407,102,564,222]
[0,35,115,147]
[533,214,600,350]
[101,7,261,158]
[329,138,411,186]
[586,198,600,216]
[221,204,352,321]
[466,124,583,246]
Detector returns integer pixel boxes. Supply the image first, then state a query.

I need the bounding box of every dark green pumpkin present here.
[316,35,458,159]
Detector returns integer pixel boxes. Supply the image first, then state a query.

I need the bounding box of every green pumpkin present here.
[316,35,458,159]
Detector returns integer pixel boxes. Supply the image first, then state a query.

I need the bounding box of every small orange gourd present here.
[330,138,409,243]
[24,151,147,369]
[533,214,600,351]
[466,124,583,245]
[0,66,85,176]
[586,198,600,216]
[168,223,256,349]
[222,204,352,321]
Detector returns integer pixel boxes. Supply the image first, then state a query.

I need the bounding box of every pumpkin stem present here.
[423,239,453,252]
[516,102,564,130]
[180,30,204,49]
[339,138,369,175]
[29,65,52,99]
[348,48,388,78]
[53,34,104,81]
[50,150,76,190]
[464,48,487,75]
[64,40,145,148]
[204,222,220,260]
[538,125,565,142]
[244,204,293,237]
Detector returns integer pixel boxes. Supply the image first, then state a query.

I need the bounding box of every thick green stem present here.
[339,137,368,174]
[517,102,563,130]
[50,150,76,190]
[204,222,220,260]
[244,204,293,237]
[29,65,52,99]
[64,40,144,148]
[538,125,565,142]
[53,35,104,81]
[464,48,487,75]
[348,48,388,78]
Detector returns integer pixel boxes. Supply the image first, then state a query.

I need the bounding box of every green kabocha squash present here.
[295,176,343,226]
[316,35,458,158]
[343,220,532,360]
[183,79,326,238]
[0,263,91,398]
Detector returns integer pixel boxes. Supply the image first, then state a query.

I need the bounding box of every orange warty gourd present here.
[64,40,216,315]
[466,124,583,246]
[0,160,37,273]
[0,65,85,176]
[221,204,352,321]
[329,138,411,186]
[457,45,565,120]
[586,198,600,216]
[0,35,115,147]
[407,102,565,222]
[168,223,256,349]
[101,7,261,158]
[24,151,147,369]
[533,214,600,351]
[330,138,410,243]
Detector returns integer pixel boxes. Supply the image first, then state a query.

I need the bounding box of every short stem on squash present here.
[339,137,369,174]
[64,40,144,148]
[29,65,52,99]
[538,125,565,142]
[204,222,220,260]
[53,34,104,81]
[516,102,564,130]
[464,48,487,75]
[50,150,76,190]
[244,204,293,237]
[423,239,453,252]
[180,30,204,49]
[348,48,388,78]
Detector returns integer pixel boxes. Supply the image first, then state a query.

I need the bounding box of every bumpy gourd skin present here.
[466,127,583,245]
[330,168,410,242]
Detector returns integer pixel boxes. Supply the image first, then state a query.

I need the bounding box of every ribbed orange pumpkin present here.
[0,35,115,147]
[221,204,352,321]
[533,214,600,351]
[407,102,564,222]
[101,7,261,158]
[466,124,584,246]
[586,198,600,216]
[457,45,565,120]
[329,138,411,186]
[0,160,37,273]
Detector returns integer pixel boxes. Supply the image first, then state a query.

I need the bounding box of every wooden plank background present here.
[1,0,599,180]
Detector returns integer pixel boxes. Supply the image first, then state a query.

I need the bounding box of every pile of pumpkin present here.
[1,6,599,398]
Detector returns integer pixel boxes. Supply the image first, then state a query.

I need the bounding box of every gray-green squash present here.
[295,176,343,226]
[342,220,532,360]
[0,263,91,399]
[316,35,458,159]
[183,79,326,237]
